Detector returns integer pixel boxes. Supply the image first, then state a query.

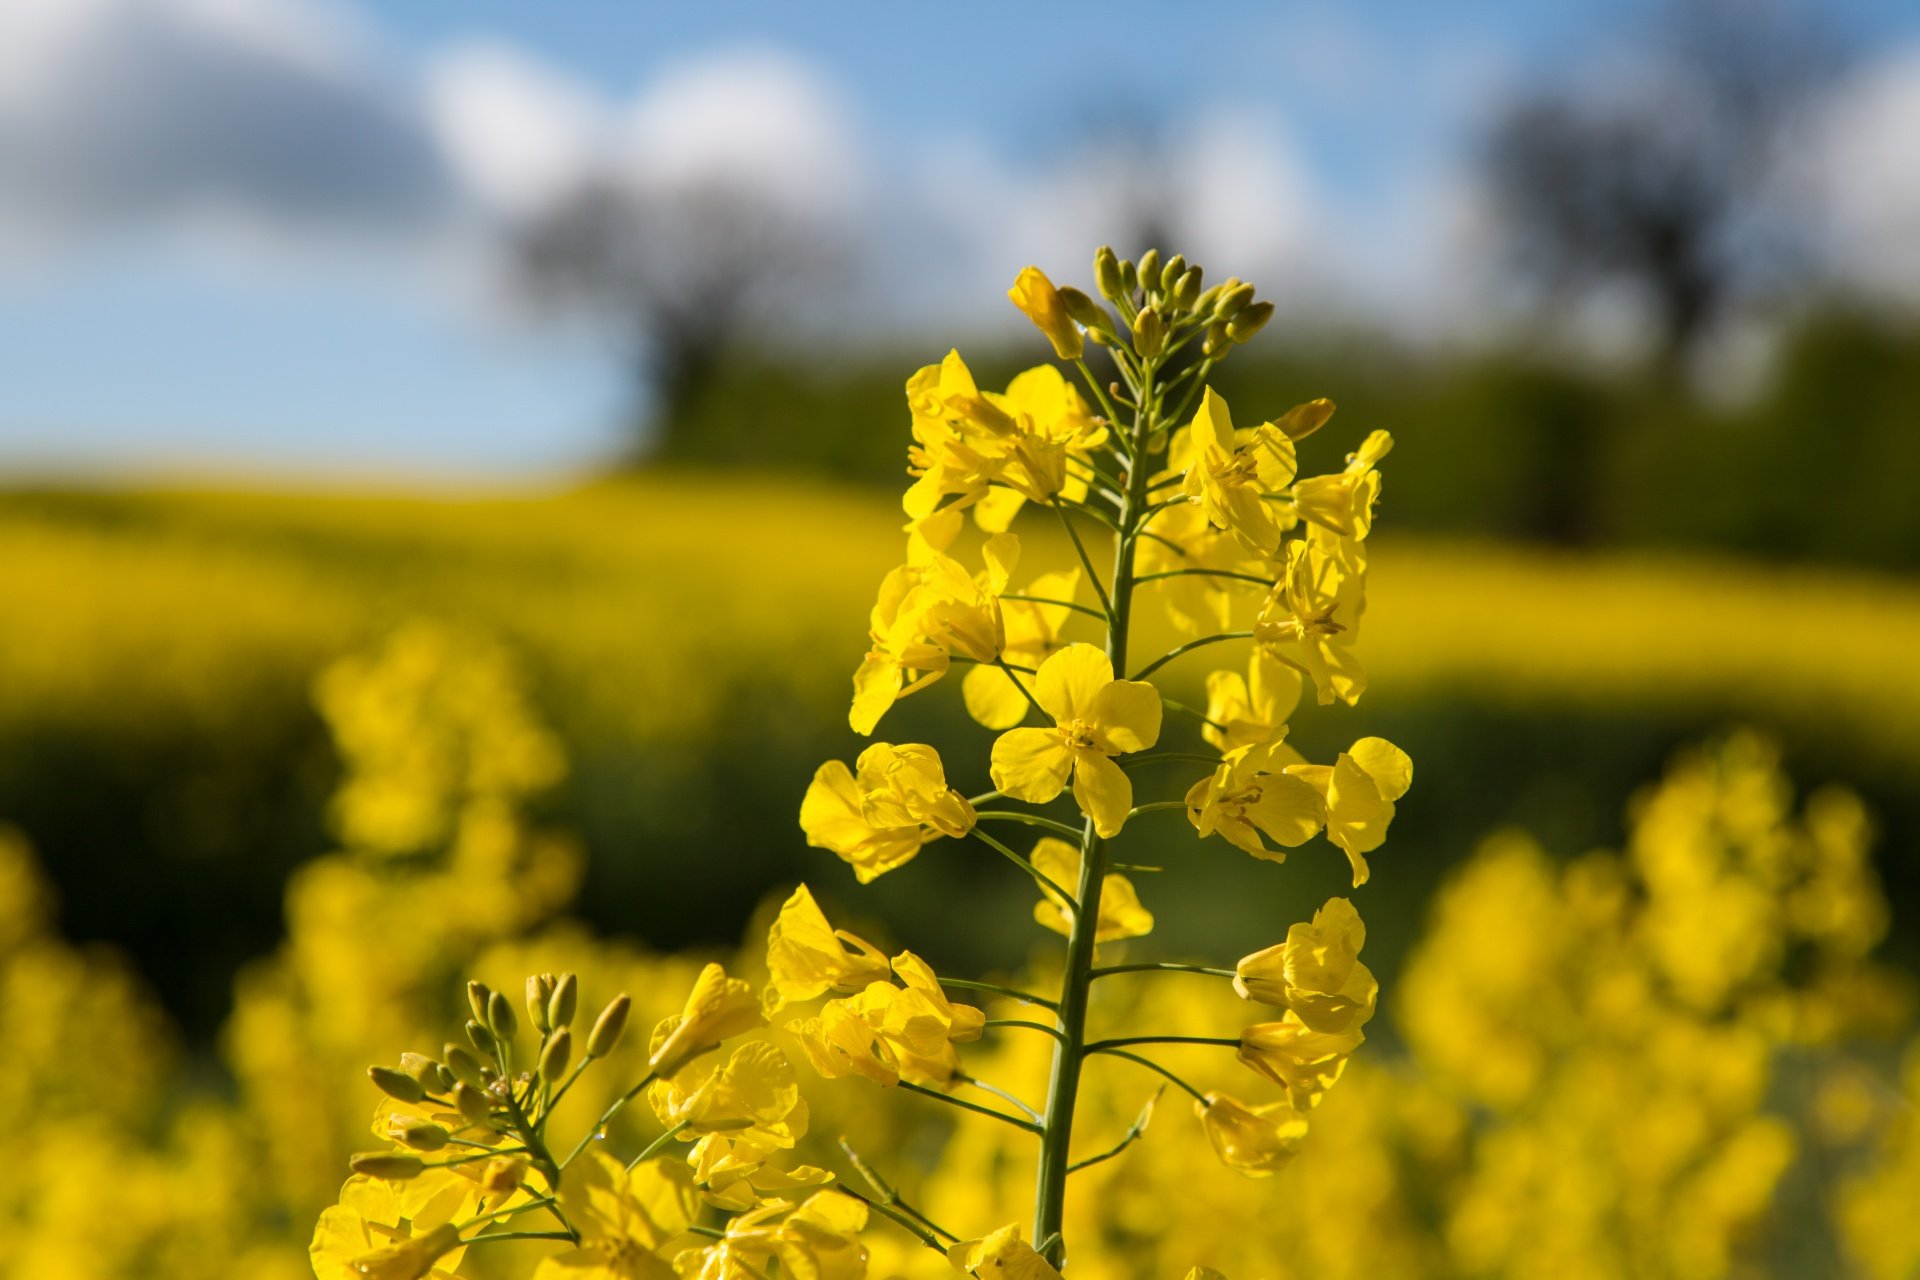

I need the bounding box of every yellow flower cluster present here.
[784,247,1412,1274]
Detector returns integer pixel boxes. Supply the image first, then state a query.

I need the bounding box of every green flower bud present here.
[1275,397,1337,441]
[526,974,554,1036]
[1094,246,1126,301]
[1056,286,1102,329]
[467,981,492,1028]
[1192,283,1224,315]
[541,1027,573,1081]
[394,1119,450,1152]
[465,1019,494,1058]
[453,1081,491,1125]
[367,1065,425,1104]
[350,1151,426,1181]
[1120,258,1139,293]
[1227,300,1274,343]
[487,989,517,1042]
[1204,320,1231,356]
[398,1052,440,1087]
[433,1064,457,1094]
[1215,282,1254,321]
[444,1045,485,1089]
[1132,307,1167,360]
[588,993,632,1058]
[548,973,579,1030]
[1160,253,1187,295]
[1137,249,1162,293]
[1172,268,1203,311]
[482,1155,529,1195]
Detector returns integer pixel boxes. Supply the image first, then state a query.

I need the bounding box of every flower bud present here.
[1275,397,1336,442]
[433,1064,457,1094]
[487,989,517,1042]
[1008,265,1084,361]
[1172,268,1203,311]
[367,1065,425,1104]
[1215,282,1254,321]
[1193,283,1224,315]
[466,981,492,1027]
[1227,301,1274,344]
[399,1052,440,1086]
[350,1151,426,1181]
[465,1019,493,1058]
[481,1156,529,1195]
[1160,253,1186,295]
[1094,245,1125,300]
[444,1045,484,1088]
[587,993,632,1058]
[1132,307,1167,360]
[526,974,555,1036]
[393,1119,450,1152]
[1137,249,1162,292]
[541,1027,573,1081]
[453,1081,491,1125]
[1120,258,1139,293]
[1204,320,1231,356]
[548,973,578,1029]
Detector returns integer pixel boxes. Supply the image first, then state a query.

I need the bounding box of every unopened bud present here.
[398,1052,440,1088]
[453,1081,491,1125]
[1275,397,1336,441]
[1056,286,1102,330]
[393,1119,450,1152]
[1172,268,1203,311]
[487,989,517,1042]
[1094,245,1126,301]
[1227,300,1274,343]
[548,973,578,1029]
[433,1064,457,1094]
[526,974,555,1036]
[467,981,492,1027]
[444,1045,484,1089]
[1204,320,1231,356]
[1160,253,1186,295]
[541,1027,573,1081]
[1215,282,1254,321]
[1120,258,1139,293]
[481,1155,529,1195]
[1132,307,1167,360]
[368,1065,425,1104]
[350,1151,425,1181]
[588,993,632,1058]
[1137,249,1162,292]
[466,1019,494,1058]
[1193,283,1224,315]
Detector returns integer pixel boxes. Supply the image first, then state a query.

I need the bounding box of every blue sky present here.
[1,0,1915,478]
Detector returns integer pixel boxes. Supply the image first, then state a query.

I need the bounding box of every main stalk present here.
[1031,360,1157,1265]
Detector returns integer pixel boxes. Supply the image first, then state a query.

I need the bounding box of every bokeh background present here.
[3,0,1920,1276]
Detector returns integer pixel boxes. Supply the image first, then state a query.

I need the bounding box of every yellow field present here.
[5,473,1918,770]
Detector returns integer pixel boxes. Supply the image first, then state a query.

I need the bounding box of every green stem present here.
[1002,593,1108,621]
[967,826,1078,907]
[1084,1035,1240,1052]
[934,976,1058,1010]
[973,810,1087,841]
[1071,356,1126,433]
[1091,962,1235,980]
[465,1230,575,1245]
[1130,631,1255,682]
[1066,1086,1162,1175]
[626,1120,689,1170]
[1161,698,1228,734]
[993,658,1050,720]
[1119,751,1221,769]
[899,1080,1044,1135]
[1125,800,1189,818]
[838,1139,963,1243]
[985,1018,1069,1044]
[560,1071,656,1168]
[1135,568,1273,587]
[1031,342,1159,1269]
[1051,499,1114,621]
[1086,1047,1212,1107]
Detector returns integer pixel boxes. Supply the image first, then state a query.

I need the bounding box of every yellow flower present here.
[688,1134,835,1211]
[947,1224,1063,1278]
[680,1190,869,1280]
[764,885,891,1012]
[988,644,1162,838]
[852,742,977,837]
[649,964,764,1079]
[1009,265,1084,360]
[1233,897,1378,1034]
[646,1041,807,1149]
[1179,389,1298,558]
[789,953,983,1090]
[1185,740,1326,861]
[311,1174,474,1280]
[1292,429,1391,539]
[1237,1014,1364,1110]
[1282,737,1412,887]
[534,1153,697,1280]
[1136,501,1269,636]
[1197,1091,1310,1177]
[1254,537,1366,706]
[849,563,951,734]
[800,743,974,883]
[1202,651,1302,753]
[788,997,899,1087]
[963,568,1081,730]
[1030,836,1154,942]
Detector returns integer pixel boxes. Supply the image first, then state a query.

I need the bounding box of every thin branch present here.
[993,658,1050,720]
[960,1074,1044,1124]
[1135,567,1274,588]
[1161,697,1228,734]
[1084,1035,1240,1052]
[1124,801,1190,819]
[985,1018,1070,1045]
[626,1120,689,1171]
[839,1138,963,1245]
[968,825,1078,908]
[1067,1087,1163,1175]
[899,1080,1044,1135]
[1002,593,1109,621]
[1131,631,1255,682]
[974,810,1087,841]
[933,975,1058,1010]
[1051,499,1114,621]
[1086,1048,1212,1107]
[1091,962,1235,980]
[1118,752,1222,770]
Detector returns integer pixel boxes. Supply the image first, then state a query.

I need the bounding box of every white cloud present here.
[426,41,610,223]
[1803,44,1920,312]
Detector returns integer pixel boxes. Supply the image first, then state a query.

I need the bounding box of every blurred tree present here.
[513,173,845,461]
[1483,0,1842,382]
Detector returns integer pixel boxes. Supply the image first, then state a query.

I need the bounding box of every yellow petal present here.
[961,662,1031,731]
[1087,679,1163,754]
[1071,748,1133,839]
[990,728,1073,803]
[1346,736,1412,802]
[1033,643,1112,723]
